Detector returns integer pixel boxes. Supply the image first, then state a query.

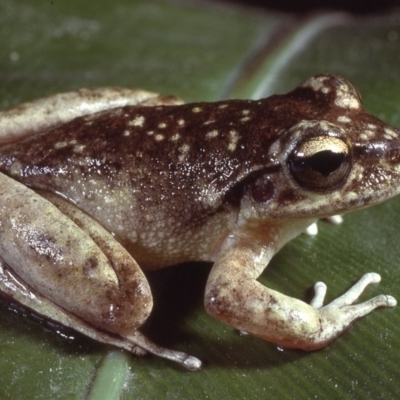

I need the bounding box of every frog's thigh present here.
[0,256,202,370]
[204,239,395,350]
[0,258,150,355]
[0,173,152,336]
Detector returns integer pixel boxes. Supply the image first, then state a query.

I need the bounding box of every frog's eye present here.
[289,136,350,191]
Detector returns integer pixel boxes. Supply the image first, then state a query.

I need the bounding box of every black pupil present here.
[301,150,345,176]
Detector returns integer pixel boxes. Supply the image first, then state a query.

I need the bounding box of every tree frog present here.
[0,75,398,371]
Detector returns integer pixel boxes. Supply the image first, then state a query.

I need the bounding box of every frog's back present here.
[0,99,273,267]
[0,77,356,267]
[0,97,288,224]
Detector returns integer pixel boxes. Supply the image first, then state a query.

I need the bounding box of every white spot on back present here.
[334,95,360,109]
[203,120,215,125]
[74,144,86,153]
[171,133,180,141]
[192,107,202,113]
[178,119,185,126]
[384,127,398,138]
[178,143,190,162]
[206,130,219,138]
[155,134,164,141]
[337,115,352,123]
[384,133,394,140]
[334,83,360,109]
[363,130,376,138]
[55,141,68,149]
[228,130,240,151]
[128,115,145,127]
[158,122,167,128]
[301,76,329,92]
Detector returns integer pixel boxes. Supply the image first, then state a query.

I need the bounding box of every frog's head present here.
[237,74,400,222]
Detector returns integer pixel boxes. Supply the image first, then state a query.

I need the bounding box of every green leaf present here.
[1,1,400,399]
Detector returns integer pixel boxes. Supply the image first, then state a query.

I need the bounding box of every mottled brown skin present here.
[0,74,399,369]
[2,76,400,261]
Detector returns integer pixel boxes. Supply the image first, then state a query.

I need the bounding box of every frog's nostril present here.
[384,140,400,164]
[391,149,400,163]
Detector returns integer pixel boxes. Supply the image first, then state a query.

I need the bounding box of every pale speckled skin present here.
[0,74,399,370]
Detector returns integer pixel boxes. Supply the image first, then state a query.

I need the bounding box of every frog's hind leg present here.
[0,259,200,370]
[0,173,200,370]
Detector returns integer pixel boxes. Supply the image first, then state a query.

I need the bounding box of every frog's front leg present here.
[0,173,200,370]
[204,235,396,350]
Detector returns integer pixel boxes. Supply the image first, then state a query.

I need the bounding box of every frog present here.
[0,74,398,371]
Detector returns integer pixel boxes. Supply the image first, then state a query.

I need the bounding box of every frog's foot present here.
[310,272,396,310]
[304,214,343,236]
[80,327,202,371]
[128,332,202,371]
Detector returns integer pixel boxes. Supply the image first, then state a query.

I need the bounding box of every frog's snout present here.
[356,126,400,162]
[389,150,400,166]
[384,134,400,165]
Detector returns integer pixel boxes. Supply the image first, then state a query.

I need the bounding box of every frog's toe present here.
[387,295,397,307]
[310,281,327,309]
[307,276,396,349]
[326,214,343,225]
[303,215,344,236]
[317,273,396,324]
[377,294,397,307]
[319,293,396,333]
[128,331,202,371]
[304,222,319,236]
[328,272,383,308]
[311,273,396,313]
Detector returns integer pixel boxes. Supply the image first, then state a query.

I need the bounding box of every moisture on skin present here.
[0,74,398,370]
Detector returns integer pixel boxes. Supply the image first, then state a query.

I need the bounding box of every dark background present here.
[221,0,400,14]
